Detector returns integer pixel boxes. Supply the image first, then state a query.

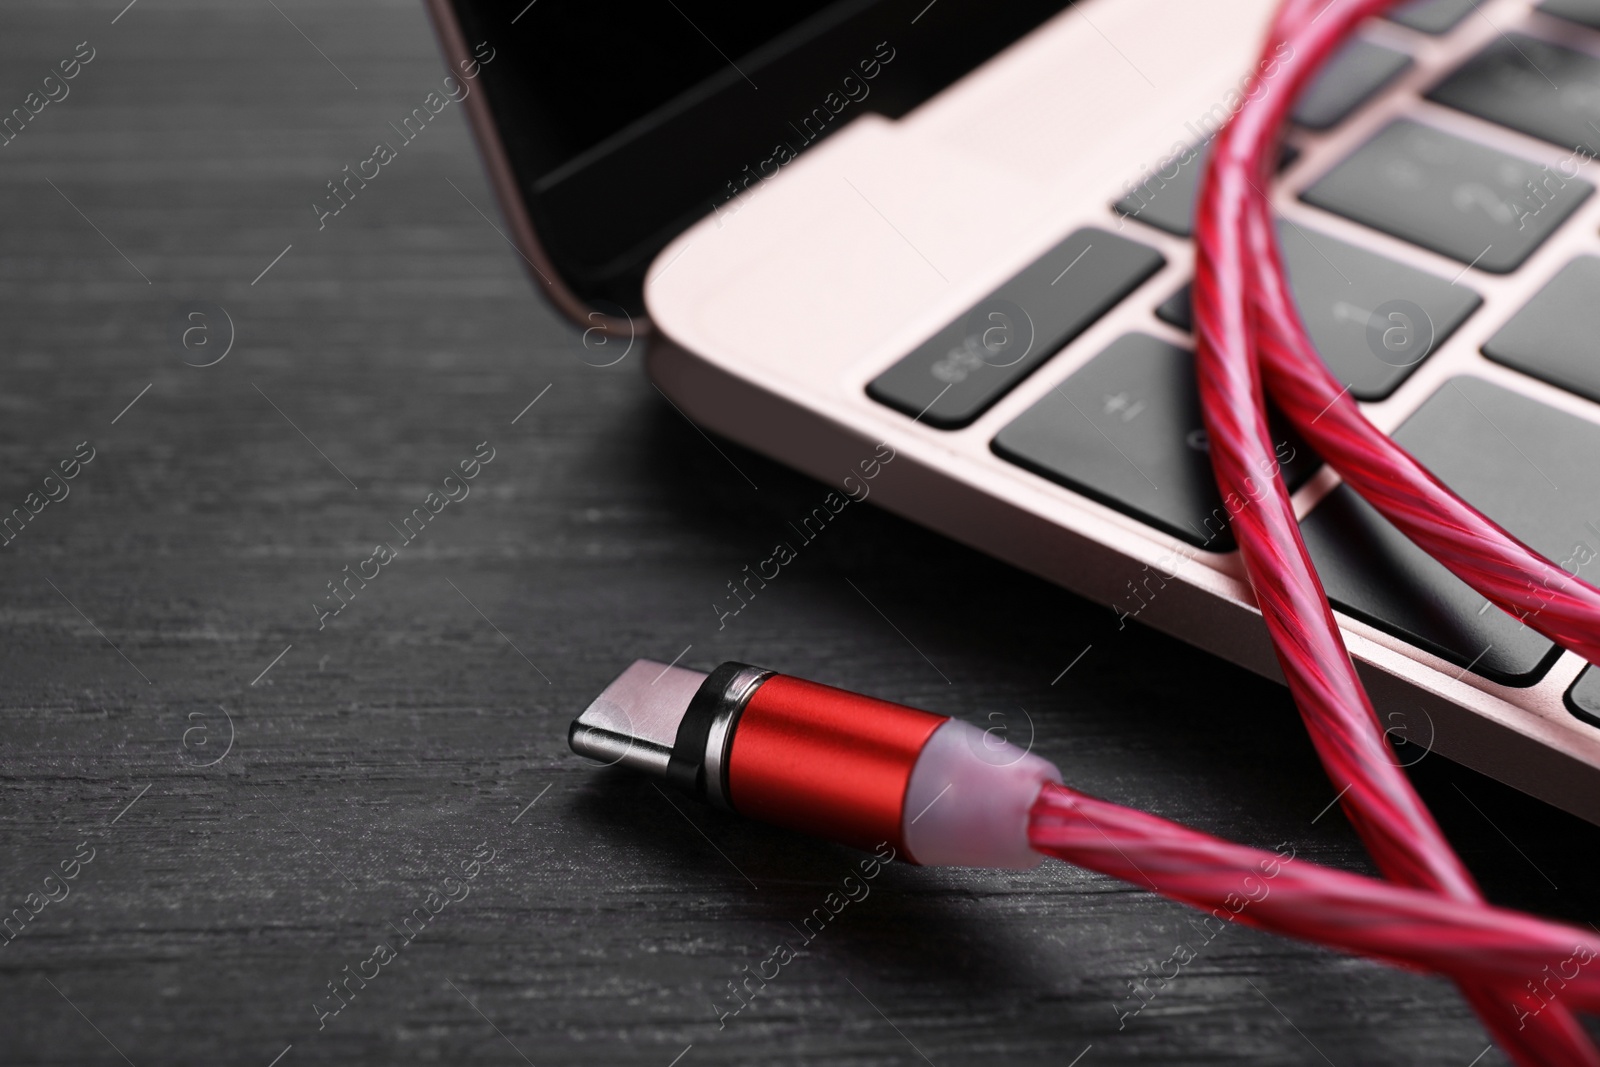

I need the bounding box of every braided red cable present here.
[1249,192,1600,659]
[1030,783,1600,1015]
[1025,2,1600,1063]
[1197,2,1596,1059]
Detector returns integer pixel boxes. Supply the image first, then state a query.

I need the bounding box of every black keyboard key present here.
[1541,0,1600,30]
[1301,120,1592,273]
[1115,143,1299,237]
[868,229,1164,429]
[1294,39,1413,130]
[1115,141,1211,237]
[1388,0,1476,34]
[1568,667,1600,727]
[1428,35,1600,156]
[1155,284,1193,332]
[1149,221,1479,400]
[1483,256,1600,404]
[992,333,1317,550]
[1302,376,1600,684]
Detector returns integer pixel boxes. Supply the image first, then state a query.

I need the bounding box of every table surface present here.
[4,3,1600,1065]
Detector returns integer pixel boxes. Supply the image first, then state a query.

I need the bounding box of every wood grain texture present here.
[2,3,1598,1064]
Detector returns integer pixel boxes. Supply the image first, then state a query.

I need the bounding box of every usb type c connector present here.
[569,660,1061,868]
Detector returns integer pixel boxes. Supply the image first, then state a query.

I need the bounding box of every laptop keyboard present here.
[1300,376,1600,686]
[1427,35,1600,155]
[865,6,1600,710]
[867,228,1163,428]
[1388,0,1477,34]
[1571,666,1600,723]
[1147,221,1481,400]
[1114,143,1299,237]
[990,333,1317,550]
[1300,120,1591,271]
[1483,256,1600,402]
[1294,38,1413,130]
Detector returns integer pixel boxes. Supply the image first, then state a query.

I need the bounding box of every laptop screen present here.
[445,0,1076,312]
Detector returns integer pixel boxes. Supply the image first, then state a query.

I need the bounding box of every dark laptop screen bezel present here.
[435,0,1076,318]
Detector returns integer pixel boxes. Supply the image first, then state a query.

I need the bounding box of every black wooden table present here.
[3,3,1598,1064]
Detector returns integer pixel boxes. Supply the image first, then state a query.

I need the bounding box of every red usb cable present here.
[573,656,1600,1062]
[572,2,1600,1062]
[1189,0,1600,1061]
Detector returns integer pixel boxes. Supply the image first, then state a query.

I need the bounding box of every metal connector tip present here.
[568,659,709,777]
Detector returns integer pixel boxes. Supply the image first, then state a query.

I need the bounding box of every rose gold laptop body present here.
[431,0,1600,822]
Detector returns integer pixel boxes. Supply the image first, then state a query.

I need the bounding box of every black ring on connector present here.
[667,661,765,804]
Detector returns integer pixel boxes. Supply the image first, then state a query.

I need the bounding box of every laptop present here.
[427,0,1600,823]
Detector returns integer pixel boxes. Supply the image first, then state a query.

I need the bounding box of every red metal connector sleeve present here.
[728,673,944,854]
